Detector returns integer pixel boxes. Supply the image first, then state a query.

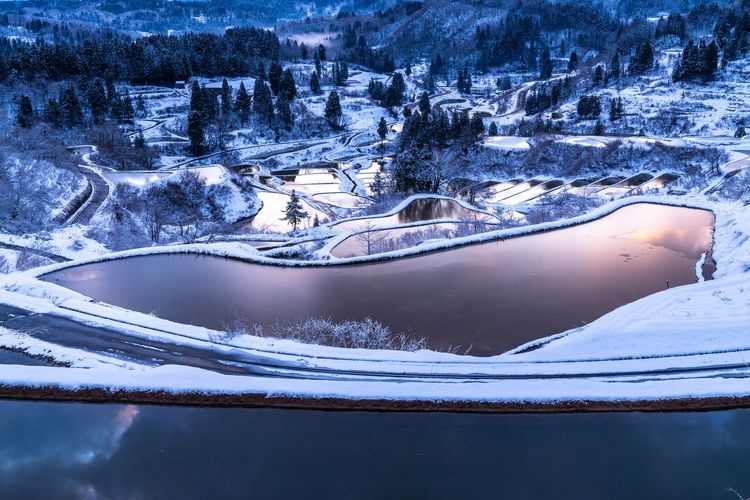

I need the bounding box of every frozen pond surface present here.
[1,400,749,499]
[45,204,714,355]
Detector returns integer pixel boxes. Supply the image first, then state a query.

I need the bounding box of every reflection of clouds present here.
[54,268,104,282]
[0,402,139,473]
[618,226,712,259]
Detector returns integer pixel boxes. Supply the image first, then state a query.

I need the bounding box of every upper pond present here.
[44,204,714,355]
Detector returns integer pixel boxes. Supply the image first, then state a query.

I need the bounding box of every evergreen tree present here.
[276,95,293,131]
[593,65,604,85]
[629,41,654,75]
[187,110,205,154]
[268,61,283,95]
[377,117,388,141]
[235,82,251,121]
[59,84,83,127]
[488,121,498,136]
[469,113,485,138]
[253,77,274,124]
[324,90,343,129]
[279,68,297,100]
[371,169,386,199]
[86,79,108,122]
[300,42,308,59]
[610,52,621,79]
[567,51,579,72]
[539,45,553,79]
[418,91,431,116]
[317,44,327,61]
[133,131,146,148]
[310,71,321,94]
[405,62,412,76]
[281,190,308,231]
[220,78,232,115]
[43,98,62,128]
[17,95,34,128]
[577,95,601,119]
[257,61,267,81]
[314,51,322,75]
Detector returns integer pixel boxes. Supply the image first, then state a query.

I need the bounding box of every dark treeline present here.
[0,27,280,86]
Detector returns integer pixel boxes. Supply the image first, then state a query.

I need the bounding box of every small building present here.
[174,80,187,89]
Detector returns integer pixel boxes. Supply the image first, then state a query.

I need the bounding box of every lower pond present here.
[0,400,748,499]
[44,204,714,355]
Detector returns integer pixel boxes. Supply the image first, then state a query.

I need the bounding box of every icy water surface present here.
[45,204,714,355]
[0,400,748,499]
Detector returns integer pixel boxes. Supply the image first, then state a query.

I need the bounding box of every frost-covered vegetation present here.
[221,316,428,351]
[92,170,256,249]
[0,155,81,234]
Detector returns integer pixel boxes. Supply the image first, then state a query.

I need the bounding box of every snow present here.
[483,136,531,150]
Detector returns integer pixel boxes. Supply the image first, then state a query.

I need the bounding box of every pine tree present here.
[539,45,553,79]
[310,71,321,94]
[281,190,308,231]
[276,95,293,131]
[488,121,498,136]
[220,78,232,115]
[17,95,34,128]
[314,51,322,75]
[268,61,283,95]
[371,170,385,199]
[187,110,204,154]
[418,91,431,116]
[469,113,485,138]
[629,41,654,75]
[324,91,343,129]
[568,51,578,72]
[253,77,274,124]
[279,68,297,100]
[377,117,388,140]
[43,98,62,128]
[317,44,327,61]
[610,52,621,79]
[86,79,108,122]
[133,131,146,148]
[235,82,251,121]
[300,42,308,59]
[59,84,83,128]
[405,62,412,76]
[593,65,604,85]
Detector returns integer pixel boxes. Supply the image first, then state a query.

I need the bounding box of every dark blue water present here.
[0,400,748,499]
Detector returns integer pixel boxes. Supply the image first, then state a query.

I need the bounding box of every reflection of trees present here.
[353,222,392,255]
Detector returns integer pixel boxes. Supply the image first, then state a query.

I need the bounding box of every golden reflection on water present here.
[619,226,713,259]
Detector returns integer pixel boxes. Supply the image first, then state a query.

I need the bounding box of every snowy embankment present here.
[2,361,750,412]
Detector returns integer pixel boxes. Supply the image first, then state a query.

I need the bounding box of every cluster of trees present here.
[655,13,687,39]
[0,27,280,86]
[577,95,602,119]
[368,72,405,107]
[714,6,750,64]
[609,96,624,121]
[340,29,395,73]
[672,39,719,81]
[389,92,485,193]
[17,79,137,130]
[456,68,473,93]
[471,3,617,73]
[628,40,654,75]
[524,77,575,115]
